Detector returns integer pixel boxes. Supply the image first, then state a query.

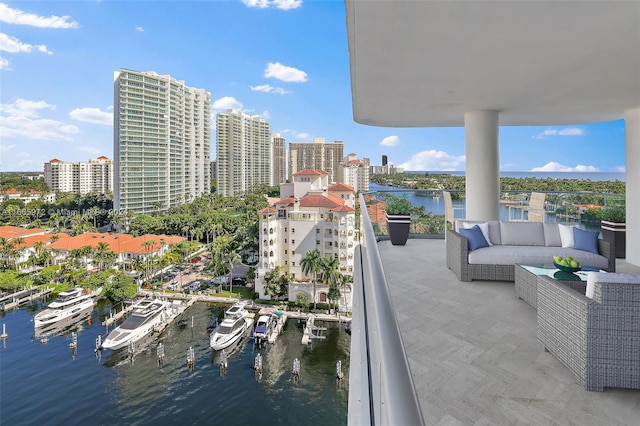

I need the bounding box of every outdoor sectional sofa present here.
[446,220,615,282]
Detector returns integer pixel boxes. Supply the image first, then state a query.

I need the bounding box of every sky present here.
[0,0,627,174]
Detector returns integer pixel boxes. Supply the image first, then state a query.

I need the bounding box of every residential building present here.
[216,110,271,197]
[370,163,404,175]
[0,189,55,204]
[44,158,77,193]
[210,161,216,185]
[341,153,370,192]
[44,156,113,195]
[288,137,344,184]
[271,132,287,186]
[114,69,211,214]
[255,169,355,310]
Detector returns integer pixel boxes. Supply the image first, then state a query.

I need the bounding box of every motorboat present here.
[253,313,277,346]
[33,287,95,328]
[210,302,253,351]
[101,298,172,350]
[34,305,92,338]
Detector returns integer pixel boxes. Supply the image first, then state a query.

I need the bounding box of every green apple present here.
[553,255,562,263]
[570,260,579,268]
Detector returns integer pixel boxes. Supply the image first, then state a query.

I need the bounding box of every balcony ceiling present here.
[346,1,640,127]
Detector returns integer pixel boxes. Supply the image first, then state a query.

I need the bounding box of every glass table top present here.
[518,263,603,282]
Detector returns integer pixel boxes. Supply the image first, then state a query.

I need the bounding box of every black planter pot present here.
[601,220,626,259]
[387,214,411,246]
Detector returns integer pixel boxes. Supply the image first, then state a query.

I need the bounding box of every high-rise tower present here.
[288,137,344,183]
[114,69,211,214]
[271,133,287,186]
[216,110,271,197]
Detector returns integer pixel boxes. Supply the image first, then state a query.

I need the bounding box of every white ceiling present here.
[346,0,640,127]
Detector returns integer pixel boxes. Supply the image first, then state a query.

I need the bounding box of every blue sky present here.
[0,0,626,174]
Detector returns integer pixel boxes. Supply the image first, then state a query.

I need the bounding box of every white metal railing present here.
[348,194,424,425]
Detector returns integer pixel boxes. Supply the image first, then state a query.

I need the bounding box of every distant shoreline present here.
[402,171,626,182]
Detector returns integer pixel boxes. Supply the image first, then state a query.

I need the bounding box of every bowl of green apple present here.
[553,255,581,273]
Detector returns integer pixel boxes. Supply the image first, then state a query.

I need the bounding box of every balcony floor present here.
[378,238,640,425]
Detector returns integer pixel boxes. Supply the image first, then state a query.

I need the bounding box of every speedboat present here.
[101,298,172,350]
[210,302,253,351]
[34,288,95,327]
[253,313,277,346]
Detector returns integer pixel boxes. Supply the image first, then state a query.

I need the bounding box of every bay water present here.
[0,300,349,425]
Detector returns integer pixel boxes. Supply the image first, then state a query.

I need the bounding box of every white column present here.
[625,108,640,266]
[464,110,500,221]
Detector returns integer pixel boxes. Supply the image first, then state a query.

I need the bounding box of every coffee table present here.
[514,263,603,309]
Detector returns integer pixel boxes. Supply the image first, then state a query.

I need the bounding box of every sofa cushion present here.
[585,272,640,299]
[461,221,492,246]
[467,246,610,270]
[456,220,501,244]
[543,223,562,247]
[573,227,599,254]
[500,222,544,246]
[559,223,578,247]
[459,225,489,251]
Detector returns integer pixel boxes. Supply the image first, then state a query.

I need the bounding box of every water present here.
[0,300,349,425]
[404,170,626,182]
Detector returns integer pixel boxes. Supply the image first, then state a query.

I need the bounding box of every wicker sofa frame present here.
[446,229,615,282]
[537,274,640,391]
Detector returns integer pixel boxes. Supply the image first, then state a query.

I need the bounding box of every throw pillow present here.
[558,223,578,248]
[459,225,489,251]
[573,227,599,254]
[462,221,493,246]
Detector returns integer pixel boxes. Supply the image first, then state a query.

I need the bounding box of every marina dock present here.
[0,287,53,312]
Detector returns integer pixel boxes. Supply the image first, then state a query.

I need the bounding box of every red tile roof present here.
[2,188,21,195]
[46,232,185,255]
[299,194,341,208]
[0,226,47,239]
[332,205,356,213]
[275,196,295,206]
[293,169,328,176]
[258,207,277,214]
[97,155,109,160]
[328,183,354,192]
[49,158,62,163]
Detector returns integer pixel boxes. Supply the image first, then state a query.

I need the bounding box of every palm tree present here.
[141,239,156,282]
[224,250,240,293]
[93,242,113,271]
[300,249,324,310]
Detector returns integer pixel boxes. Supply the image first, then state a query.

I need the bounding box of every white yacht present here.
[210,302,253,351]
[33,288,95,328]
[253,313,277,346]
[101,298,172,350]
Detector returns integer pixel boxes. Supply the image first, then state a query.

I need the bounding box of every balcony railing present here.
[349,194,425,425]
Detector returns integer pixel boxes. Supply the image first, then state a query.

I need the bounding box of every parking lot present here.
[155,252,250,294]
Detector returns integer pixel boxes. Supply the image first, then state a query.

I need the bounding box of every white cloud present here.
[15,152,35,167]
[106,105,114,111]
[242,0,302,10]
[0,33,52,54]
[0,98,80,141]
[0,3,79,28]
[0,56,9,70]
[250,84,289,95]
[398,150,466,171]
[613,165,626,173]
[272,0,303,10]
[212,96,243,111]
[534,127,585,139]
[261,110,271,119]
[0,143,16,151]
[530,161,600,172]
[0,99,55,118]
[295,132,310,139]
[264,62,308,83]
[380,135,400,147]
[69,107,113,125]
[136,26,144,32]
[79,146,101,155]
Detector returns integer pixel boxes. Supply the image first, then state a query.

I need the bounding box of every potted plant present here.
[384,193,413,245]
[600,205,626,258]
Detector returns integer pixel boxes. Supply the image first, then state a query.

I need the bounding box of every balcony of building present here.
[350,191,639,425]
